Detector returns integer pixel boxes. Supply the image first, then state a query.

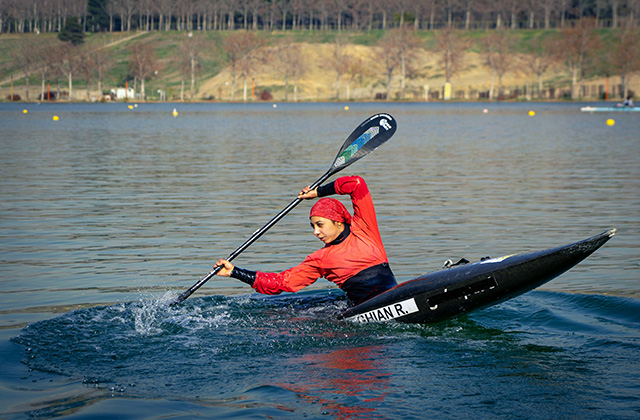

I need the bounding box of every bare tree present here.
[115,0,137,31]
[504,0,524,29]
[327,36,349,99]
[129,43,158,101]
[36,46,53,100]
[1,0,635,34]
[246,0,264,30]
[100,0,115,32]
[332,0,349,31]
[484,0,505,29]
[179,33,205,101]
[610,29,640,98]
[378,28,421,99]
[409,0,428,29]
[377,30,406,100]
[425,0,440,29]
[280,0,291,29]
[525,0,540,29]
[344,54,373,101]
[10,37,40,100]
[483,30,515,99]
[93,42,114,96]
[271,38,292,101]
[290,0,303,30]
[557,0,569,28]
[138,0,156,31]
[155,0,174,30]
[539,0,554,29]
[435,28,469,83]
[628,0,640,28]
[271,37,308,101]
[526,37,555,98]
[549,19,600,99]
[398,29,421,99]
[223,31,264,101]
[174,0,193,30]
[53,43,81,101]
[461,0,474,30]
[78,46,96,101]
[611,0,620,28]
[289,46,308,102]
[349,0,368,30]
[391,0,412,28]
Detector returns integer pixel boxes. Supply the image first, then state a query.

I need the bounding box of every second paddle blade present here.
[330,113,397,174]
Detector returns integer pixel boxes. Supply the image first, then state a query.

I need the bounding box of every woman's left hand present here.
[298,185,318,200]
[213,259,234,277]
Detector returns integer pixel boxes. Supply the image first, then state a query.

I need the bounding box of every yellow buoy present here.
[52,115,59,121]
[23,109,28,114]
[172,108,178,117]
[606,119,615,126]
[528,110,535,116]
[344,105,349,111]
[128,105,134,110]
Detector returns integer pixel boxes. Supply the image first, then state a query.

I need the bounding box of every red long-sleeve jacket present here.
[252,176,388,295]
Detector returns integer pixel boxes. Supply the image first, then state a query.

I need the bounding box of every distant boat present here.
[581,106,640,112]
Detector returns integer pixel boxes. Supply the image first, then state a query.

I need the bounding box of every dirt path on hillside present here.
[94,31,147,51]
[0,31,147,87]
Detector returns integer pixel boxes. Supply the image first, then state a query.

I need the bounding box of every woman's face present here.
[310,216,344,244]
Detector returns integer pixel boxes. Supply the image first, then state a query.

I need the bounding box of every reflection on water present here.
[286,346,391,419]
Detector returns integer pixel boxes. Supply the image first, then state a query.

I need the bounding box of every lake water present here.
[1,102,639,419]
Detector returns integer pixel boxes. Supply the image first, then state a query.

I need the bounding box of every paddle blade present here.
[329,113,397,175]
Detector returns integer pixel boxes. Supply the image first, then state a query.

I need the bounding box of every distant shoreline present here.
[2,30,638,104]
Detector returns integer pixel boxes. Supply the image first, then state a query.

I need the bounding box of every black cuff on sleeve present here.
[317,181,336,197]
[230,267,257,286]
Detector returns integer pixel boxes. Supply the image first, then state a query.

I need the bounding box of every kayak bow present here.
[341,229,616,324]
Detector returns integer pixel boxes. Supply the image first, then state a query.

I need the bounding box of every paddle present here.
[169,113,397,306]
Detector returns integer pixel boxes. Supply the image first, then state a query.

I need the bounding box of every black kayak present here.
[340,229,616,324]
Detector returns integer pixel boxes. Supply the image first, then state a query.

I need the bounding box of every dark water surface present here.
[1,102,639,419]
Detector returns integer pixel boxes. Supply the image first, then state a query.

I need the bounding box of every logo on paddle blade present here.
[334,126,380,167]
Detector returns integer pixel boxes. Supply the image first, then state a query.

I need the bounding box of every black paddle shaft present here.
[170,113,397,306]
[170,172,331,305]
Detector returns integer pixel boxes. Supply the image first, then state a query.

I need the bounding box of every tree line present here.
[2,0,640,34]
[8,19,639,103]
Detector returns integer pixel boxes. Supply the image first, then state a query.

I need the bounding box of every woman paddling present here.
[213,175,397,305]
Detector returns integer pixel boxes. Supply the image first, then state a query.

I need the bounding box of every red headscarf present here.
[310,198,352,225]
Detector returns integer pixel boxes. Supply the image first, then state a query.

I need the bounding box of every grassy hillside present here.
[0,29,637,102]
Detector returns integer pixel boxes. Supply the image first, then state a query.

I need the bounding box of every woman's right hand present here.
[298,185,318,200]
[214,259,234,277]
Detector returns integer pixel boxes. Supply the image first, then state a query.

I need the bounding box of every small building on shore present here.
[111,87,135,100]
